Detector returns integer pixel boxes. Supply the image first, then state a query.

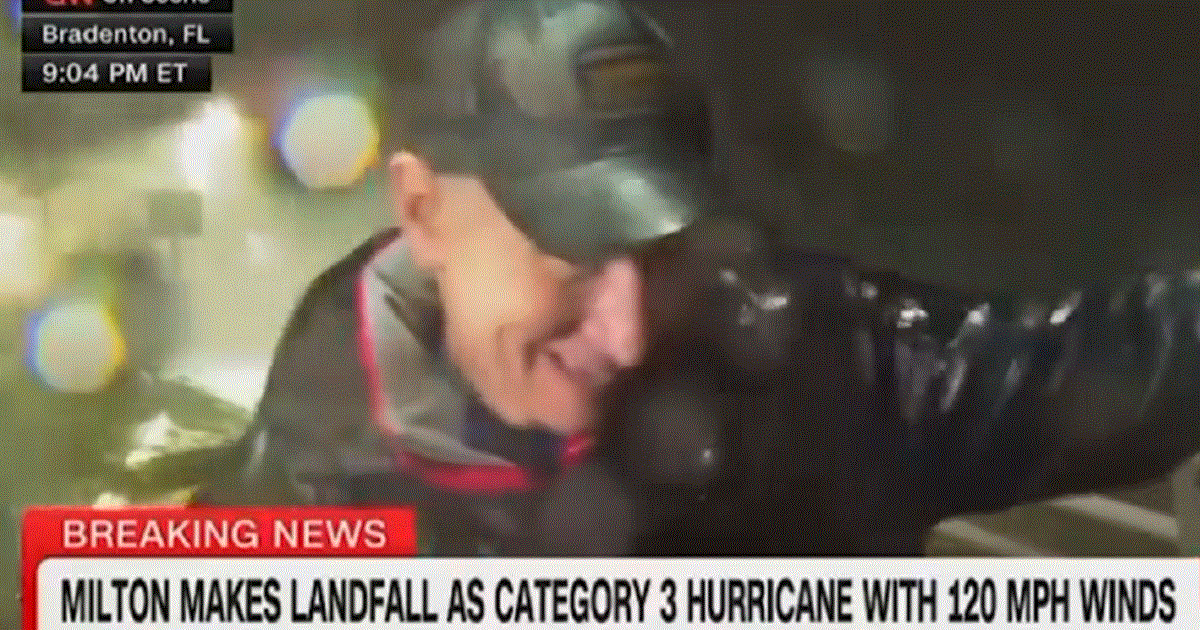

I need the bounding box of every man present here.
[199,0,714,554]
[200,0,1200,556]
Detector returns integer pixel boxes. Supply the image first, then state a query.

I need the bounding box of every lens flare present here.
[6,0,18,32]
[25,300,127,394]
[277,92,379,190]
[178,98,243,192]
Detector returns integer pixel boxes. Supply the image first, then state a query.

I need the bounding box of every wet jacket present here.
[196,226,1200,556]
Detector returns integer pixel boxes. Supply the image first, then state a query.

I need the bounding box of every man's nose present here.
[580,256,647,369]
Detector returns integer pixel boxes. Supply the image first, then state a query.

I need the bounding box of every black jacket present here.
[198,226,1200,556]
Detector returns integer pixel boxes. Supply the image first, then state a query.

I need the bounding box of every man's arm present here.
[833,261,1200,525]
[603,220,1200,552]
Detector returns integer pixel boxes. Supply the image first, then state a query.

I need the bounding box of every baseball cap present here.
[409,0,715,263]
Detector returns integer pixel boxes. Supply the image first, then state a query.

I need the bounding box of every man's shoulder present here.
[281,228,403,345]
[256,229,403,431]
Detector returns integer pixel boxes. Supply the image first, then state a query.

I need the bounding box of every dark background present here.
[640,2,1199,295]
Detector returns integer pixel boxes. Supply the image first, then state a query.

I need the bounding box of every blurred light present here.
[1050,292,1082,326]
[124,408,238,470]
[93,492,130,508]
[277,92,379,190]
[25,300,126,394]
[0,213,42,297]
[966,304,990,326]
[125,409,176,470]
[244,229,279,266]
[133,411,174,451]
[161,353,270,412]
[178,98,243,192]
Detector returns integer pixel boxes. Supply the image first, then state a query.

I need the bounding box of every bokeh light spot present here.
[278,93,379,190]
[26,301,126,394]
[178,98,243,192]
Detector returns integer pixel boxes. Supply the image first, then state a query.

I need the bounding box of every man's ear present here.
[388,151,444,268]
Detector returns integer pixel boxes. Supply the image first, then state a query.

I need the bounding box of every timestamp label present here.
[22,54,211,91]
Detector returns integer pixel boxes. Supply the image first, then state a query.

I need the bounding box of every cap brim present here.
[487,152,712,263]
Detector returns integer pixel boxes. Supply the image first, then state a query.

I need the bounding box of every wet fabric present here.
[196,225,1200,556]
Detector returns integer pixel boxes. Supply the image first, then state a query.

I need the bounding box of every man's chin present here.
[483,393,593,435]
[534,401,596,437]
[528,361,600,434]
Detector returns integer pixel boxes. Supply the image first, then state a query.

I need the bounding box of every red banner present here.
[21,506,418,630]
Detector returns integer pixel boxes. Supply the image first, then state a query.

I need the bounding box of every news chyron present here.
[21,507,1200,628]
[19,0,234,92]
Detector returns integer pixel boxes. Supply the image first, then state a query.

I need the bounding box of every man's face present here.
[390,154,648,435]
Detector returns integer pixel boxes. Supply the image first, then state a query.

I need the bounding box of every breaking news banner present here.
[20,507,1200,629]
